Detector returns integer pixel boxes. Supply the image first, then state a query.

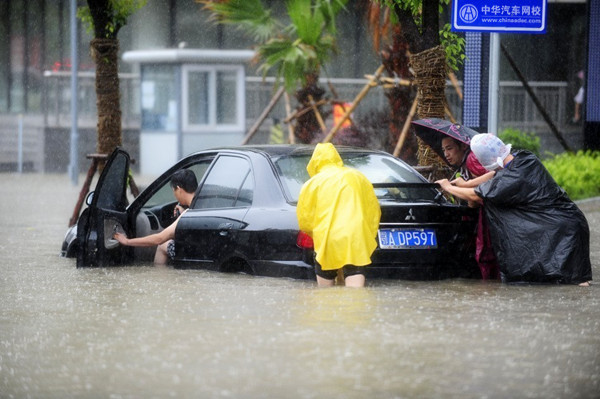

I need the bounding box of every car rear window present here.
[273,153,437,202]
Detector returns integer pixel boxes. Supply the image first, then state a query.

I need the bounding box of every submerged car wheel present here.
[61,224,79,258]
[220,258,253,275]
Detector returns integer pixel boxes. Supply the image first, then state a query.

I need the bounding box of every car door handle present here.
[218,222,233,236]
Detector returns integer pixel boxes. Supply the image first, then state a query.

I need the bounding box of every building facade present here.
[0,0,591,174]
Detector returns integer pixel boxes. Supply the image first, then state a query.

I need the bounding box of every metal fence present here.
[498,81,570,128]
[39,72,572,135]
[0,73,577,172]
[42,71,141,129]
[245,77,574,147]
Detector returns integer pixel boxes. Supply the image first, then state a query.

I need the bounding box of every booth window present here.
[141,65,178,131]
[183,65,244,132]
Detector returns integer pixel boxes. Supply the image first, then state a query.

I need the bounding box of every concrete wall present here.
[0,115,45,172]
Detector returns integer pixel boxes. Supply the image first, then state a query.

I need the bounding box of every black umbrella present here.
[411,118,481,161]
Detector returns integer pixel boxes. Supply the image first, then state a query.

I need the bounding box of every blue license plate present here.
[378,228,437,249]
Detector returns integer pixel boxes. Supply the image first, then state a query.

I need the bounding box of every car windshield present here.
[273,153,437,203]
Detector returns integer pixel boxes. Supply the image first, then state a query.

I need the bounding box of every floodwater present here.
[1,173,599,399]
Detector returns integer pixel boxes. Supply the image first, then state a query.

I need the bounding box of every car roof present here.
[189,144,389,159]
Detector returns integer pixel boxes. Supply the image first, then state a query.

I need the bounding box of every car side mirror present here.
[86,191,94,206]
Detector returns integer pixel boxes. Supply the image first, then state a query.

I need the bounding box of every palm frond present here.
[286,0,324,45]
[286,0,348,42]
[200,0,278,42]
[315,0,349,33]
[201,0,347,94]
[258,38,320,92]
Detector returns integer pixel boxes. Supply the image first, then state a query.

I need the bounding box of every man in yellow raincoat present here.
[297,143,381,287]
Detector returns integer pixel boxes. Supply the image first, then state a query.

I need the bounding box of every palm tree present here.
[379,0,464,176]
[200,0,348,143]
[78,0,146,166]
[362,1,417,163]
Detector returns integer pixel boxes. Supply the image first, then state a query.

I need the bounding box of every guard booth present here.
[123,49,254,175]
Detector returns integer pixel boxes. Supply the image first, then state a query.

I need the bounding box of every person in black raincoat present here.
[441,135,500,280]
[436,133,592,286]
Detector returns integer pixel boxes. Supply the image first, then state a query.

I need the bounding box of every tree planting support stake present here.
[323,64,385,143]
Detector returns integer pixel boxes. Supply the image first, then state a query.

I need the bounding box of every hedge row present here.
[498,128,599,200]
[542,151,600,201]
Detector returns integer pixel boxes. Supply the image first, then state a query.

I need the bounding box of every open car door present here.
[76,148,131,267]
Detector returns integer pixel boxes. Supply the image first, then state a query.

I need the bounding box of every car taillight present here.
[296,231,314,249]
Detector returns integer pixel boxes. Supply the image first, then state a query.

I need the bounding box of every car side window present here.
[142,161,212,209]
[193,156,254,209]
[235,171,254,207]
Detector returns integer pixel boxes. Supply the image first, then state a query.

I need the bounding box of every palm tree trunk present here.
[390,0,448,176]
[382,27,417,164]
[91,37,122,165]
[295,79,326,144]
[410,44,448,177]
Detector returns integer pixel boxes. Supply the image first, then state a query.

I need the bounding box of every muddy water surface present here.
[1,174,599,398]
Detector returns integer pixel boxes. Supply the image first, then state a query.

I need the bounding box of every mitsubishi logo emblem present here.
[405,208,416,221]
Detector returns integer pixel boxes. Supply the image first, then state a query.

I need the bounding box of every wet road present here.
[1,173,599,398]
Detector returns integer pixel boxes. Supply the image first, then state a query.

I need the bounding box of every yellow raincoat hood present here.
[306,143,344,177]
[297,143,381,270]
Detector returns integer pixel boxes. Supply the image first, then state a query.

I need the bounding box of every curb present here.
[576,196,600,213]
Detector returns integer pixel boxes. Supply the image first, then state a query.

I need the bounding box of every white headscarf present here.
[470,133,512,171]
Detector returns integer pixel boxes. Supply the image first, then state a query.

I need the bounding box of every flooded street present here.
[1,173,599,398]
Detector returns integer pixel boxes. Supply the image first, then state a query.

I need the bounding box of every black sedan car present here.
[62,145,478,280]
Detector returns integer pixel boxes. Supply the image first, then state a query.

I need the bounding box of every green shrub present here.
[542,151,600,200]
[498,128,541,158]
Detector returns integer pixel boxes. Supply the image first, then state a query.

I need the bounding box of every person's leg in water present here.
[344,274,365,287]
[154,240,173,265]
[343,265,366,288]
[314,261,337,287]
[314,262,366,287]
[316,275,336,287]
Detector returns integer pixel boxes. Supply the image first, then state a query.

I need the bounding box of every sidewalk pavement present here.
[576,196,600,213]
